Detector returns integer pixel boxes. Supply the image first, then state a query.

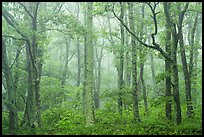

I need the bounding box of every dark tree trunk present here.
[178,29,194,118]
[2,39,17,134]
[21,42,35,127]
[163,2,172,120]
[13,48,20,129]
[172,24,182,125]
[177,2,194,118]
[140,63,148,114]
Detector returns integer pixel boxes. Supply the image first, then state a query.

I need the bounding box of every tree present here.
[2,2,202,135]
[188,7,201,105]
[163,2,182,124]
[2,38,17,134]
[112,2,125,116]
[163,2,172,120]
[76,3,82,88]
[139,3,148,115]
[2,2,44,127]
[94,39,105,109]
[113,2,182,124]
[82,4,87,115]
[177,2,194,118]
[124,9,131,88]
[150,53,156,93]
[61,36,75,103]
[84,2,95,126]
[128,2,140,122]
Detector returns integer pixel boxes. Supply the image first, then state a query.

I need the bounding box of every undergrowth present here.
[3,104,201,135]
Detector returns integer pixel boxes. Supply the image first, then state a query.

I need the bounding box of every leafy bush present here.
[8,97,202,135]
[41,105,85,134]
[2,111,9,135]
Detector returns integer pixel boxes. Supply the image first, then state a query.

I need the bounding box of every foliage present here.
[155,72,168,84]
[13,106,202,135]
[3,99,202,135]
[92,2,112,16]
[2,112,9,135]
[2,2,202,135]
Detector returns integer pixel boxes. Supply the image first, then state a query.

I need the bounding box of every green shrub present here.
[2,111,9,135]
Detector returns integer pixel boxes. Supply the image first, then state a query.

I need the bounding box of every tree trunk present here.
[172,24,182,125]
[128,2,140,122]
[2,2,42,128]
[35,9,47,127]
[140,63,148,114]
[2,39,17,134]
[188,12,198,80]
[178,29,194,118]
[76,3,81,88]
[84,2,95,126]
[32,3,42,127]
[163,2,182,124]
[140,3,148,115]
[117,2,125,116]
[76,36,81,107]
[94,40,104,109]
[21,41,35,128]
[177,3,194,118]
[13,48,20,129]
[150,53,157,93]
[61,36,71,87]
[82,5,87,115]
[191,14,201,106]
[188,11,199,105]
[77,38,81,87]
[163,2,172,120]
[124,11,131,87]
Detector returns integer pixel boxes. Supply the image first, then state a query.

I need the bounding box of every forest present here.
[2,2,202,135]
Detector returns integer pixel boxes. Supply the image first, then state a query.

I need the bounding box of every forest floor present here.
[14,122,202,135]
[3,105,202,135]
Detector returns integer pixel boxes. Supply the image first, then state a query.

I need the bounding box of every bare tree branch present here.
[3,4,39,78]
[177,2,189,35]
[112,3,173,62]
[68,51,76,63]
[18,93,26,104]
[146,2,159,46]
[18,2,34,18]
[2,34,27,41]
[34,2,40,18]
[182,2,189,15]
[2,6,29,41]
[54,2,64,14]
[9,45,26,70]
[41,93,52,105]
